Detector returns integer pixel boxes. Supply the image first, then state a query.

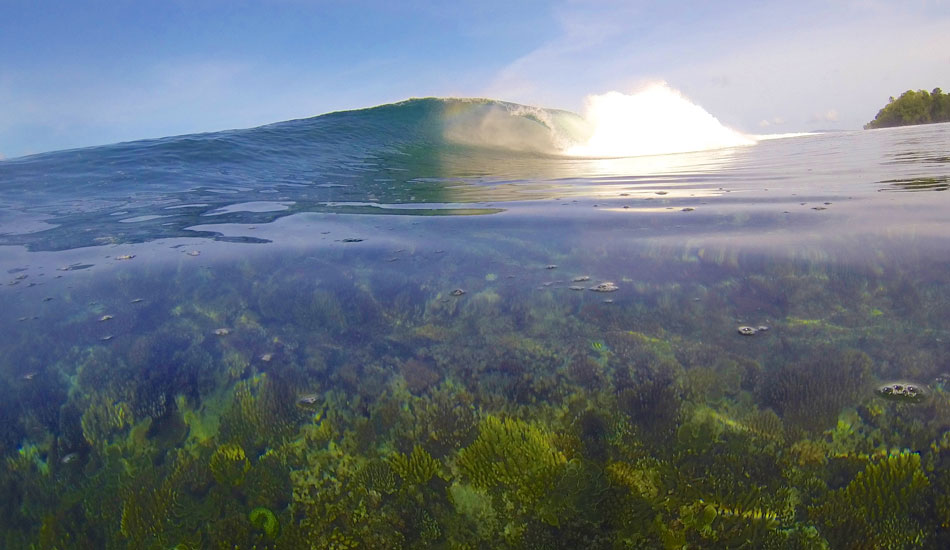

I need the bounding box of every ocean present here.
[1,97,949,548]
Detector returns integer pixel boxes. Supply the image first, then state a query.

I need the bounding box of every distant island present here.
[865,88,950,129]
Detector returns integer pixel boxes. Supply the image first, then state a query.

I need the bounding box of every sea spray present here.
[567,82,755,158]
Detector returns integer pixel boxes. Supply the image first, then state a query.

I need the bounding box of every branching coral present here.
[244,448,292,511]
[80,395,133,449]
[810,451,932,548]
[536,459,611,528]
[606,460,662,501]
[411,383,477,458]
[120,485,180,548]
[326,529,359,550]
[456,415,566,506]
[679,497,781,548]
[760,348,872,433]
[218,374,304,453]
[358,459,397,495]
[389,445,441,487]
[607,331,687,445]
[118,449,207,548]
[448,482,499,541]
[210,443,250,487]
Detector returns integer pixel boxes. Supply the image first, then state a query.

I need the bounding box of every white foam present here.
[751,132,821,141]
[566,82,755,158]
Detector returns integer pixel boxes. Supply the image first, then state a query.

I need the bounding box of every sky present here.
[2,0,949,158]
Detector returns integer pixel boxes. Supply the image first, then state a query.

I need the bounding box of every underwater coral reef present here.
[2,246,950,550]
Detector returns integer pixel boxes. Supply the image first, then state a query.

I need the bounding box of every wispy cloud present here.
[758,117,786,128]
[483,1,950,131]
[810,110,840,123]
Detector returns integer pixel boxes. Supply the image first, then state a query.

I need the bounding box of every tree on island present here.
[865,88,950,129]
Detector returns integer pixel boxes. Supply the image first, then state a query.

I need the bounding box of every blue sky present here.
[2,0,949,158]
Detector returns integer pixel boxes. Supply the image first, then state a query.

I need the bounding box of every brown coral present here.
[399,358,441,395]
[761,348,872,433]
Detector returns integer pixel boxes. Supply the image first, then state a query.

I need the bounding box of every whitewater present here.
[440,82,767,157]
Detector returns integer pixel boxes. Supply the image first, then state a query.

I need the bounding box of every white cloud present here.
[670,13,950,130]
[758,116,786,128]
[811,110,839,123]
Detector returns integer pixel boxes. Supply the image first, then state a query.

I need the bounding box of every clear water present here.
[1,101,949,548]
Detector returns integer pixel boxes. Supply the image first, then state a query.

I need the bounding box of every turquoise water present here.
[1,100,949,548]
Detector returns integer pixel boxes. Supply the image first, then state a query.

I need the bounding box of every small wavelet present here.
[203,201,296,216]
[566,82,755,158]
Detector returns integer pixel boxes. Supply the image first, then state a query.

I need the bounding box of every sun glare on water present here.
[567,82,755,158]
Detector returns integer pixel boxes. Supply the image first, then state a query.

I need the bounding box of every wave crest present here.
[566,83,754,158]
[438,84,754,158]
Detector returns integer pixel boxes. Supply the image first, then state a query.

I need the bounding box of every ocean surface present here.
[1,98,949,549]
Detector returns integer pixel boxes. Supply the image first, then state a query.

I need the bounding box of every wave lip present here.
[565,83,755,158]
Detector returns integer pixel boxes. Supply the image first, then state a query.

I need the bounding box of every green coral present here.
[389,445,441,486]
[326,528,359,549]
[448,482,499,540]
[248,506,279,538]
[456,415,566,506]
[80,395,133,449]
[418,510,441,544]
[412,383,477,458]
[606,460,661,500]
[358,459,397,495]
[118,448,207,548]
[210,443,250,487]
[684,497,782,546]
[218,374,304,453]
[810,451,931,548]
[607,330,687,443]
[244,448,292,511]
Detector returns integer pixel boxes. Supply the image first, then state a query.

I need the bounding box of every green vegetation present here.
[2,241,950,548]
[810,452,930,548]
[865,88,950,128]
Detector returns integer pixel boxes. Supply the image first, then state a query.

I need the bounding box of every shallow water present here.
[1,105,950,548]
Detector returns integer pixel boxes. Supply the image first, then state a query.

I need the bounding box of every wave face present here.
[0,98,583,251]
[5,89,752,169]
[0,98,588,199]
[0,94,760,251]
